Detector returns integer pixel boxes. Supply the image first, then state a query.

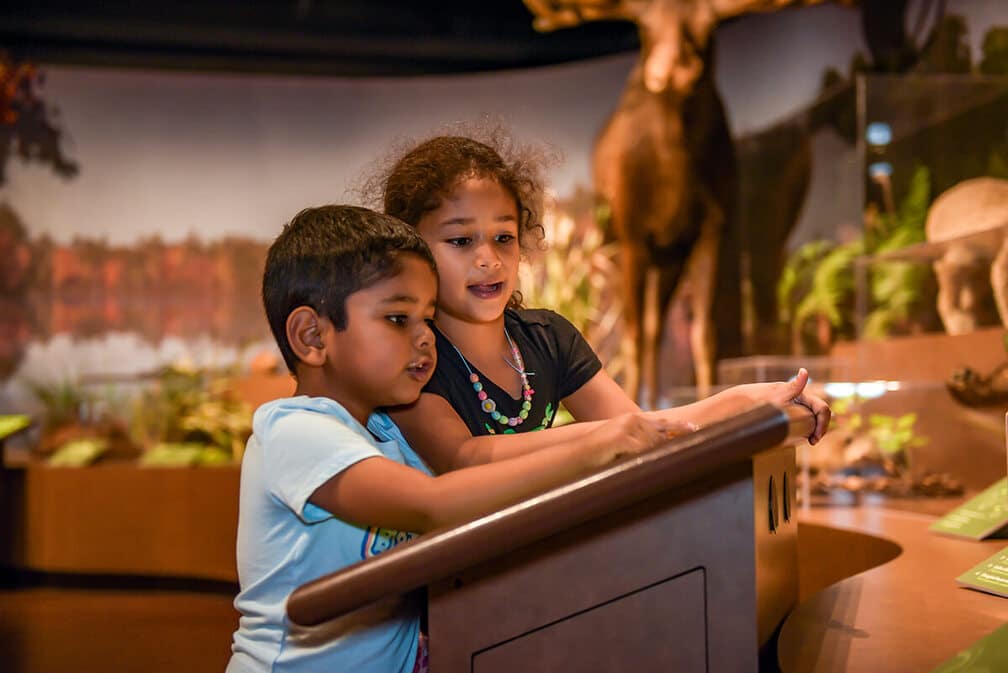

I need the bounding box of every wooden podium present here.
[288,404,813,673]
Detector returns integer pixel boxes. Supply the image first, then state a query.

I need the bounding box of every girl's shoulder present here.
[506,308,584,344]
[506,307,574,331]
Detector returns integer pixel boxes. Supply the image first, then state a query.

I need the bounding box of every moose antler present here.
[524,0,854,33]
[523,0,646,32]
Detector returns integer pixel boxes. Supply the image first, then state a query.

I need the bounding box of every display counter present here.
[780,505,1008,672]
[288,403,814,673]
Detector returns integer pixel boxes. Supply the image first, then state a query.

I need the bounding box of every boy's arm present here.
[309,412,664,534]
[389,392,611,473]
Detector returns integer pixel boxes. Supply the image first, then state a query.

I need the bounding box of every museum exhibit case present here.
[853,73,1008,342]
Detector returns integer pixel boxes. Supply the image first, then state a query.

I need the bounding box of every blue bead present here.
[473,382,483,392]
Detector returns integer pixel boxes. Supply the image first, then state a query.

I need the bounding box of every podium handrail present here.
[287,402,812,627]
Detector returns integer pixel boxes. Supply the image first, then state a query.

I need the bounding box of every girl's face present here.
[416,177,520,326]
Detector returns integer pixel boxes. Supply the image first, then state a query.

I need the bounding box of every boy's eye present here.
[446,237,471,247]
[386,314,408,327]
[424,318,436,329]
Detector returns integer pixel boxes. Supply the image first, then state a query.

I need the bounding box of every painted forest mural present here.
[1,1,1006,434]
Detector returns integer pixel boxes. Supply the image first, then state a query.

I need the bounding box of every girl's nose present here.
[475,243,503,269]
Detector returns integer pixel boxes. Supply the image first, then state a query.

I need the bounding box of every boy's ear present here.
[286,306,327,367]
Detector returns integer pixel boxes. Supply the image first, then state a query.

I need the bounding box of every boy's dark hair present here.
[262,205,436,373]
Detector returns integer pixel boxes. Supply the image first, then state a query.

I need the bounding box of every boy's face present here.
[416,177,520,327]
[322,255,437,420]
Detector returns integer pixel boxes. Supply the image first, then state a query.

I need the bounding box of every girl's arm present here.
[560,369,641,420]
[309,412,665,533]
[649,368,831,444]
[389,392,622,473]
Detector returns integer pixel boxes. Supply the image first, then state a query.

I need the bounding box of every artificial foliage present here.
[28,362,253,465]
[778,165,935,352]
[129,364,252,463]
[519,204,625,381]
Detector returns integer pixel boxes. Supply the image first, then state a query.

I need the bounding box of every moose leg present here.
[620,241,648,404]
[641,267,662,409]
[679,198,723,397]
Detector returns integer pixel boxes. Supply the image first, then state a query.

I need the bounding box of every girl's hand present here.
[736,368,831,445]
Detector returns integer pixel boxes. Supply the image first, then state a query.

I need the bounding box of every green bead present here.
[521,401,531,411]
[498,415,509,425]
[519,410,529,419]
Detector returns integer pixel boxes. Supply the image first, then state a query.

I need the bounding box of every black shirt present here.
[425,308,603,435]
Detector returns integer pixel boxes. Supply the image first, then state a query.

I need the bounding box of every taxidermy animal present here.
[925,177,1008,334]
[524,0,934,405]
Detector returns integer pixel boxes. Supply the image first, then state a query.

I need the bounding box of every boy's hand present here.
[587,412,673,468]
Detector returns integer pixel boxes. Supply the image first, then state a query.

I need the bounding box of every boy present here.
[227,205,670,673]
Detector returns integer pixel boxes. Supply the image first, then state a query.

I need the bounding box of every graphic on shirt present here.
[361,526,416,559]
[485,402,555,435]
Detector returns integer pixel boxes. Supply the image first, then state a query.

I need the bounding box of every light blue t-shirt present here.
[226,396,432,673]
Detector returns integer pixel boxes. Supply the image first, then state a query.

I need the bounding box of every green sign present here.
[0,415,31,441]
[931,621,1008,672]
[956,546,1008,598]
[930,478,1008,540]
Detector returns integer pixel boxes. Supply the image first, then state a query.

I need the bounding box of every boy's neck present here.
[293,373,373,426]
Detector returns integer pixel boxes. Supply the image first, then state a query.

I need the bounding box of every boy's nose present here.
[415,324,433,350]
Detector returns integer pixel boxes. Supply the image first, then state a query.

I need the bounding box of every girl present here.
[373,130,829,474]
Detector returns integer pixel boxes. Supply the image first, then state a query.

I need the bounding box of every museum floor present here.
[0,578,237,673]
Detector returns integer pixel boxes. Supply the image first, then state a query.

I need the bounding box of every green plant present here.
[861,166,933,338]
[518,206,625,379]
[866,412,928,468]
[129,363,252,462]
[26,378,90,429]
[48,438,108,467]
[827,397,928,471]
[778,165,935,351]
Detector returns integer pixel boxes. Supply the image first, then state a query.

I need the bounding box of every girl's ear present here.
[286,306,327,367]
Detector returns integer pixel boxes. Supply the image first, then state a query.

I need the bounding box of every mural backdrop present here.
[1,0,1005,416]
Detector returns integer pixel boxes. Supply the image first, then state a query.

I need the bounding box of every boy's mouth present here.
[467,282,504,299]
[406,357,434,381]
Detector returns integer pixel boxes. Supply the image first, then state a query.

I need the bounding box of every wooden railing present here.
[287,403,813,627]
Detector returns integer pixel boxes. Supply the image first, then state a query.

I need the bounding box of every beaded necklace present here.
[446,327,534,428]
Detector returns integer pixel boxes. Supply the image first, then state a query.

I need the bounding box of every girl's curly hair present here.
[360,121,556,257]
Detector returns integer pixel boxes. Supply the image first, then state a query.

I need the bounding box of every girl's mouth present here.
[468,282,504,299]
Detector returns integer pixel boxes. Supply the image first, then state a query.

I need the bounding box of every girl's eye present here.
[496,233,516,244]
[446,237,471,248]
[386,315,408,327]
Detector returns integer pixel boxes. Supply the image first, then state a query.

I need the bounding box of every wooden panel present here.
[830,327,1006,383]
[472,568,707,673]
[11,464,239,581]
[0,585,237,673]
[428,468,762,673]
[752,445,799,645]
